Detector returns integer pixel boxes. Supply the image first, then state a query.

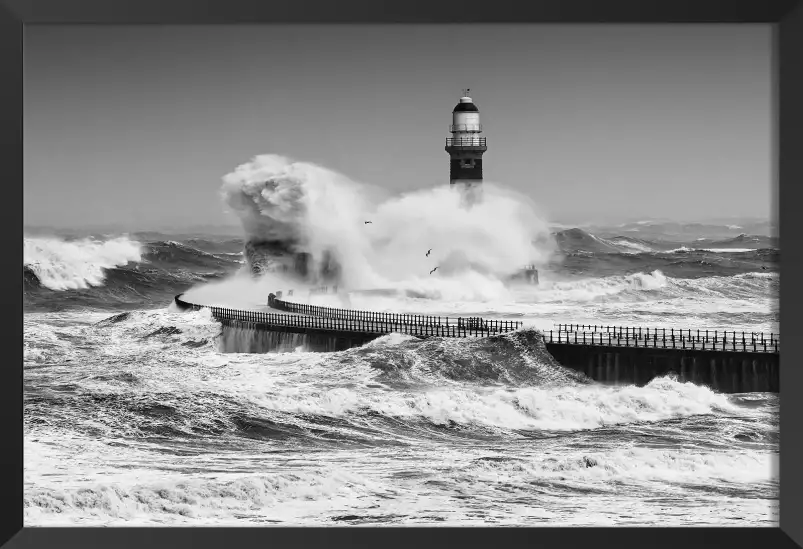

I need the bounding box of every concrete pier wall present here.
[545,343,780,393]
[218,319,381,353]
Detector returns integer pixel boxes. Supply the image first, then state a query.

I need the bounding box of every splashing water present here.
[24,306,779,526]
[220,154,556,299]
[24,236,143,291]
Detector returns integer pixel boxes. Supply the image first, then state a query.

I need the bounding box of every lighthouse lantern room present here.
[445,89,487,187]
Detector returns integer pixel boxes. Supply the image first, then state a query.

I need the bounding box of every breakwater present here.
[552,324,779,353]
[268,293,523,333]
[173,294,779,393]
[543,327,779,392]
[174,293,522,352]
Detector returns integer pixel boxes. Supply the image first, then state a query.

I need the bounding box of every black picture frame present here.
[3,0,801,547]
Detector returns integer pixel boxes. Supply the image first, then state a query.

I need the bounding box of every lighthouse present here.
[445,89,486,202]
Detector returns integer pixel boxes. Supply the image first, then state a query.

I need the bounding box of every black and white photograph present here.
[23,24,779,526]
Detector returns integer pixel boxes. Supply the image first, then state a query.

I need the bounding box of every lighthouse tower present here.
[445,89,487,195]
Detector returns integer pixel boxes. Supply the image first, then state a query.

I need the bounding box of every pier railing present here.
[549,327,779,354]
[554,324,779,349]
[175,294,515,338]
[269,293,523,334]
[173,294,778,352]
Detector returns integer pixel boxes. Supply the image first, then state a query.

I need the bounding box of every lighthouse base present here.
[451,180,483,208]
[243,239,342,285]
[507,266,540,286]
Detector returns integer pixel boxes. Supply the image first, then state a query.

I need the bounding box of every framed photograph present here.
[6,0,802,547]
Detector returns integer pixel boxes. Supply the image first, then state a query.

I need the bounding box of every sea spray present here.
[219,154,556,299]
[221,154,375,286]
[24,235,143,291]
[181,270,303,309]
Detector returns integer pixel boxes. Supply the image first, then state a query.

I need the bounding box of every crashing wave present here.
[24,236,143,291]
[219,154,555,291]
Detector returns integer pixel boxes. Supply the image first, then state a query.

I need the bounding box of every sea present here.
[23,219,779,526]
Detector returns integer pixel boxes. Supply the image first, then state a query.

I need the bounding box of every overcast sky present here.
[24,24,773,230]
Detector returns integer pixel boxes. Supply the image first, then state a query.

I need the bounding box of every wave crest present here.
[24,236,143,291]
[342,328,587,387]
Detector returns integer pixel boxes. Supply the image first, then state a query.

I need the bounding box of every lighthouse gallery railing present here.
[446,137,487,147]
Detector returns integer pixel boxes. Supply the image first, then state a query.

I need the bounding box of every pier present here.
[173,293,522,351]
[544,326,779,393]
[173,294,779,393]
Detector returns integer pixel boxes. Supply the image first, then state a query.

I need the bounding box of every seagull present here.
[426,249,432,257]
[364,221,372,224]
[429,266,438,275]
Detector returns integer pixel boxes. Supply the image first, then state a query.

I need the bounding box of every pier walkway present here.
[174,293,521,339]
[173,293,779,392]
[174,293,779,354]
[267,293,523,334]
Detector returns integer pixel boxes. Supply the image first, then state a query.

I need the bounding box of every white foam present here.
[669,247,756,254]
[608,238,654,253]
[218,154,556,295]
[24,235,143,290]
[701,248,755,253]
[24,308,779,526]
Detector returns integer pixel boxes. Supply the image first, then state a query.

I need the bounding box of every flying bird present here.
[364,221,372,224]
[426,249,432,257]
[429,267,439,275]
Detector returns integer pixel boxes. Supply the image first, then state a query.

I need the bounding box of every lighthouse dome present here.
[453,97,479,112]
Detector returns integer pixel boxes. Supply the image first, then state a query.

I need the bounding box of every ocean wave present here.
[23,229,777,314]
[530,269,776,304]
[552,227,777,256]
[340,328,586,387]
[24,309,750,440]
[711,233,778,248]
[553,227,678,255]
[532,270,670,302]
[230,376,741,434]
[24,466,378,524]
[23,236,244,311]
[552,247,777,282]
[24,298,779,526]
[701,248,756,253]
[667,246,757,254]
[145,240,232,267]
[464,446,776,485]
[23,369,744,443]
[23,441,777,525]
[554,228,623,254]
[605,236,656,253]
[24,236,143,291]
